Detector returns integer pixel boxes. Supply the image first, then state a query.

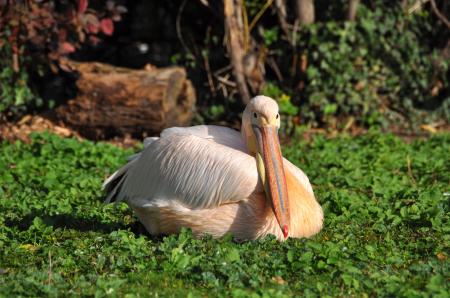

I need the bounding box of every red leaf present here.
[59,42,76,54]
[100,18,114,36]
[78,0,88,14]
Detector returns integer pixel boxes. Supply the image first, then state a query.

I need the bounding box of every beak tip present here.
[282,225,289,238]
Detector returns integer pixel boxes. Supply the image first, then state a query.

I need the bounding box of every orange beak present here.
[253,125,290,238]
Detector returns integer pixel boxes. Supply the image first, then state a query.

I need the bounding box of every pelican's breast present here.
[285,165,323,238]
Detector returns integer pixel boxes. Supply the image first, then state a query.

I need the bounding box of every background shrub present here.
[0,0,448,130]
[260,1,449,128]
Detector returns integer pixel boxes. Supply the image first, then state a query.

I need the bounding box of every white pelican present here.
[103,96,323,241]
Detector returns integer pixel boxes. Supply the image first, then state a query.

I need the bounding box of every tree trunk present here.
[55,61,196,138]
[224,0,251,104]
[347,0,359,21]
[296,0,315,25]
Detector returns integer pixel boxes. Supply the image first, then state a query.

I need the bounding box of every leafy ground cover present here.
[0,132,448,297]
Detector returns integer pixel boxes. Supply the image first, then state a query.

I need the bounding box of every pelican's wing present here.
[160,125,247,152]
[104,125,260,209]
[168,126,313,195]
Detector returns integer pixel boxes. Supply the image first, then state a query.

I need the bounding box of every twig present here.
[176,0,192,55]
[267,56,283,81]
[274,0,293,45]
[216,75,237,87]
[203,56,216,94]
[216,73,239,98]
[248,0,274,33]
[202,44,216,95]
[242,0,250,53]
[408,0,430,14]
[213,65,232,76]
[430,0,450,29]
[218,82,229,98]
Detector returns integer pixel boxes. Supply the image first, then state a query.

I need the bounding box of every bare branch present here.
[176,0,192,55]
[274,0,293,45]
[248,0,273,33]
[408,0,450,28]
[408,0,430,14]
[347,0,359,21]
[430,0,450,29]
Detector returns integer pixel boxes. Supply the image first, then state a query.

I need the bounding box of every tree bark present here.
[347,0,359,21]
[224,0,251,104]
[55,61,196,138]
[296,0,315,25]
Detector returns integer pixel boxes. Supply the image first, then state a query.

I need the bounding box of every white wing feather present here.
[161,125,247,152]
[113,125,260,209]
[104,124,313,209]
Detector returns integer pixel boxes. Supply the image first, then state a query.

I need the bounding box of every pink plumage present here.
[104,96,323,241]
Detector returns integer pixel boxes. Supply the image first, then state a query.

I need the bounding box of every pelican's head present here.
[242,96,290,238]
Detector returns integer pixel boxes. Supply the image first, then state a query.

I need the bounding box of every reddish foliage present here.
[100,18,114,36]
[0,0,126,72]
[59,42,76,54]
[78,0,89,15]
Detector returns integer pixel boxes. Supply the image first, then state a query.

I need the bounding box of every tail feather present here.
[104,180,123,203]
[103,136,159,204]
[103,159,135,203]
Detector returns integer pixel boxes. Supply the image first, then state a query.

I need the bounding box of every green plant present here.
[0,34,37,114]
[262,27,279,47]
[0,132,448,296]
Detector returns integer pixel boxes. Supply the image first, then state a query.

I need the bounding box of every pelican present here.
[103,96,323,241]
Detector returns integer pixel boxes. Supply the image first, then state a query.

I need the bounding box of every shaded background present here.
[1,0,449,140]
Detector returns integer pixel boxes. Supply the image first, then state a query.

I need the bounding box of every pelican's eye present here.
[276,113,279,119]
[253,112,258,118]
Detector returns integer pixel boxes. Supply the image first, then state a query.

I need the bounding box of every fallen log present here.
[56,61,196,138]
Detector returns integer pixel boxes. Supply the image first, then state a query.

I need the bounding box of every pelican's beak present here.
[253,124,290,238]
